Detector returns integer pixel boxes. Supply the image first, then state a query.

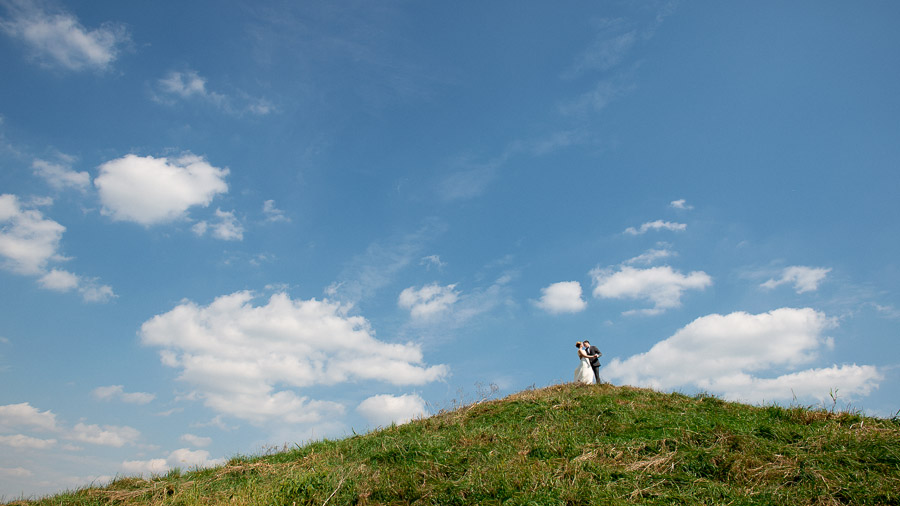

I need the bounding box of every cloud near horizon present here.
[140,291,449,426]
[356,393,427,427]
[604,308,882,404]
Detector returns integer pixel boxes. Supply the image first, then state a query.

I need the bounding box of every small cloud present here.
[420,255,445,270]
[624,220,686,236]
[670,199,693,210]
[398,283,460,320]
[38,269,116,303]
[624,246,676,266]
[356,394,427,427]
[68,422,140,447]
[761,266,831,294]
[535,281,586,314]
[32,158,90,192]
[179,434,212,448]
[0,434,57,449]
[262,200,289,223]
[154,69,273,116]
[92,385,155,405]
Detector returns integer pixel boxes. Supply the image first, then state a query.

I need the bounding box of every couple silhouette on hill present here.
[574,340,602,385]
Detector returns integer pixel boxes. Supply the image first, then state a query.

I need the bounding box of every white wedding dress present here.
[574,354,594,384]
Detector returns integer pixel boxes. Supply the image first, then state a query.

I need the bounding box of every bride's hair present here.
[575,341,582,348]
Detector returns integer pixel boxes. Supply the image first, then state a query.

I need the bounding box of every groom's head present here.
[583,340,591,346]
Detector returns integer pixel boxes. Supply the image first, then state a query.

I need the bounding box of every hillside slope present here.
[8,383,900,505]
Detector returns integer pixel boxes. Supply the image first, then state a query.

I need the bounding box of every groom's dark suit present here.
[586,344,602,384]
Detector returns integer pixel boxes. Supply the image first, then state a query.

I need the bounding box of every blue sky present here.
[1,0,899,497]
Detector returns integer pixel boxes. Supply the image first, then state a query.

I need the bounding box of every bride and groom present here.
[574,340,602,384]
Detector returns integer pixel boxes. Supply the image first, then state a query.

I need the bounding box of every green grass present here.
[7,383,900,505]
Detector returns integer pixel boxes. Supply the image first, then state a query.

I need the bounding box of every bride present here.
[573,341,595,384]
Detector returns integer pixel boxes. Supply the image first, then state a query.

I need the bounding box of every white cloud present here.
[761,266,831,294]
[38,268,79,291]
[0,466,32,478]
[535,281,586,314]
[624,220,687,235]
[604,308,882,403]
[122,448,224,476]
[167,448,224,469]
[398,283,459,319]
[0,402,58,432]
[670,199,693,210]
[68,422,140,447]
[140,291,449,426]
[591,265,711,315]
[32,158,89,191]
[0,434,57,449]
[0,193,65,275]
[262,200,289,223]
[92,385,156,405]
[120,458,168,476]
[94,153,229,226]
[37,268,116,303]
[0,0,128,71]
[420,254,445,270]
[193,209,244,241]
[155,69,273,116]
[357,394,427,427]
[624,247,675,266]
[157,70,220,101]
[179,434,211,447]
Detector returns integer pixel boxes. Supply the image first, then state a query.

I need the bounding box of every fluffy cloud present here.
[591,265,711,315]
[624,220,686,235]
[94,154,229,226]
[398,283,459,319]
[122,448,224,476]
[670,199,693,210]
[192,209,244,241]
[92,385,156,405]
[262,200,289,223]
[68,422,140,447]
[37,268,116,302]
[140,291,449,425]
[0,0,128,71]
[0,434,57,449]
[535,281,586,314]
[157,70,222,101]
[357,394,427,427]
[762,266,831,293]
[0,194,65,275]
[32,158,89,191]
[179,434,211,447]
[0,402,58,432]
[604,308,882,403]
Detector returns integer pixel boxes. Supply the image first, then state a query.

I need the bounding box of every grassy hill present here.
[7,383,900,505]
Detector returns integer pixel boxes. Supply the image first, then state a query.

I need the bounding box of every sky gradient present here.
[1,0,899,498]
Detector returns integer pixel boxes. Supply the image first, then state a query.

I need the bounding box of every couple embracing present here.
[574,340,602,385]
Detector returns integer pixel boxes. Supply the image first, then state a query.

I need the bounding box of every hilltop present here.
[6,383,900,505]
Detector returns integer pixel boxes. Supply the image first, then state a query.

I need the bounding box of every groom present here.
[583,340,602,384]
